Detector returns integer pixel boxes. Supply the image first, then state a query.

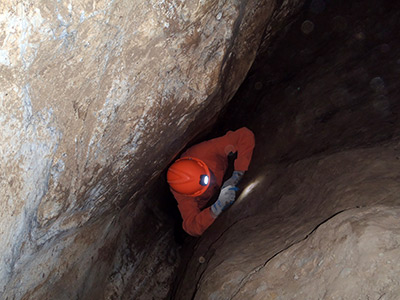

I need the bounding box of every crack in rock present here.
[227,208,352,299]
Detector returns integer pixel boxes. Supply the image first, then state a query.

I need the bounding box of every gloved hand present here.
[221,171,244,189]
[211,185,238,217]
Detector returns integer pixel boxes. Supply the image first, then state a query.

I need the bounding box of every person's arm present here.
[214,127,255,188]
[222,127,255,172]
[175,194,215,237]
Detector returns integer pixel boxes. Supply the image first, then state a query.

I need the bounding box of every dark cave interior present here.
[166,0,400,298]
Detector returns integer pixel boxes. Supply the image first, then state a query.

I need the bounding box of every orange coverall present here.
[171,127,255,237]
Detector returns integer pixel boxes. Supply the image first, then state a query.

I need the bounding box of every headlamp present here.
[199,175,209,186]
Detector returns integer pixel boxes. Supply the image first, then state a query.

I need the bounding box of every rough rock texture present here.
[173,0,400,299]
[174,141,400,299]
[0,0,305,299]
[234,206,400,299]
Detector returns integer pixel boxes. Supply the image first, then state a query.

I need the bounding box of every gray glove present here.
[221,171,244,189]
[211,185,237,217]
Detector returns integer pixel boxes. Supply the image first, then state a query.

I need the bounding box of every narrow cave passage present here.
[87,0,400,298]
[168,0,400,299]
[2,0,400,299]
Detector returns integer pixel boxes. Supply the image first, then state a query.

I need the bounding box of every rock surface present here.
[174,141,400,299]
[3,0,399,299]
[173,0,400,299]
[0,0,305,299]
[233,206,400,299]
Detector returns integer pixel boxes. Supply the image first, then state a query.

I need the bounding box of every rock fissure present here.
[228,208,351,299]
[187,217,247,299]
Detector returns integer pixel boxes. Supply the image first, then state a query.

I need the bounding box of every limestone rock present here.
[234,206,400,299]
[0,0,303,299]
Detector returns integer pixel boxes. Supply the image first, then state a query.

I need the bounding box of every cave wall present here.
[0,0,307,299]
[174,0,400,298]
[175,140,400,299]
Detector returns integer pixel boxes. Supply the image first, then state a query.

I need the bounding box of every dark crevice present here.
[189,216,252,299]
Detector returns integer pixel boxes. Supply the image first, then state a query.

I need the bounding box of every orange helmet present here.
[167,157,210,196]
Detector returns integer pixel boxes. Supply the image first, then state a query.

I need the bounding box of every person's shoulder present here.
[173,191,197,203]
[235,127,254,135]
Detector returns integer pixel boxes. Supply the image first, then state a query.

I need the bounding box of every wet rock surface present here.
[173,0,400,299]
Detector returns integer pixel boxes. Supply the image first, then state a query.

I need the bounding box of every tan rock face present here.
[0,0,305,299]
[233,206,400,299]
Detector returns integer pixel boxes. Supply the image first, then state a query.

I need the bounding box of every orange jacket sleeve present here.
[210,127,255,172]
[174,192,215,237]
